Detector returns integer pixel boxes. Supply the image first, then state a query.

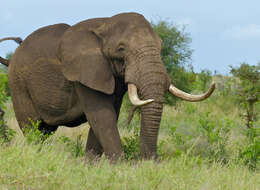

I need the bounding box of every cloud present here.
[223,24,260,40]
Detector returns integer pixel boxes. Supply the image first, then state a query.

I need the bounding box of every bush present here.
[197,112,232,163]
[239,127,260,170]
[23,119,52,145]
[230,62,260,128]
[121,125,141,160]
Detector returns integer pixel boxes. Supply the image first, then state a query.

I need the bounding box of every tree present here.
[230,62,260,128]
[152,21,195,105]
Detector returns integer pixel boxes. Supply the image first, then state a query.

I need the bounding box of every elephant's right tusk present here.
[128,84,154,106]
[169,83,215,102]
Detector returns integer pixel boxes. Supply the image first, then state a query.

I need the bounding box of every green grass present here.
[0,81,259,189]
[0,139,259,190]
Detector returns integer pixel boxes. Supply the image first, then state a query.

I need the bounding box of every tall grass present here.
[1,138,259,190]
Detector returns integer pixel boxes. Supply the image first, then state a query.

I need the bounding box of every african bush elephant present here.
[5,12,215,161]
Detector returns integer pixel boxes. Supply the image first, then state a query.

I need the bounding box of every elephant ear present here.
[59,22,114,94]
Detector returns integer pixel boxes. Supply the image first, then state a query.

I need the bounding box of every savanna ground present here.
[0,76,259,190]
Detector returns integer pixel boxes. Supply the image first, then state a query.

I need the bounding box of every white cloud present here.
[223,24,260,40]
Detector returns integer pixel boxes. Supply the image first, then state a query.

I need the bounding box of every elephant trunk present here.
[140,101,163,159]
[137,54,168,159]
[125,46,169,159]
[138,70,165,159]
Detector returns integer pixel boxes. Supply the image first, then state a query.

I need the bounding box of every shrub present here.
[239,127,260,170]
[197,112,232,163]
[121,125,141,160]
[230,62,260,128]
[23,119,52,144]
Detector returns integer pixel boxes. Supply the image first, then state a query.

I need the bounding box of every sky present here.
[1,0,260,74]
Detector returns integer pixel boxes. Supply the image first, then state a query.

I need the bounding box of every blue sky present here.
[1,0,260,74]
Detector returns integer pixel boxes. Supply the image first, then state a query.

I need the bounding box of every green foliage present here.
[23,119,51,144]
[0,52,13,98]
[158,109,235,164]
[0,73,9,105]
[1,140,259,190]
[152,21,195,105]
[239,127,260,170]
[58,135,84,158]
[197,112,231,163]
[23,120,85,158]
[152,21,192,68]
[5,52,13,61]
[194,69,213,92]
[0,120,16,143]
[0,63,11,142]
[230,62,260,128]
[121,125,141,160]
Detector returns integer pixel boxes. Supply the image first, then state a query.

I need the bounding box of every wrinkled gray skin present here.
[8,13,207,161]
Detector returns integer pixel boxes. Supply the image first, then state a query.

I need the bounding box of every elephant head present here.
[59,13,215,159]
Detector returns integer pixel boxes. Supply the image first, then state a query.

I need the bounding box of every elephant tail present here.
[0,37,23,67]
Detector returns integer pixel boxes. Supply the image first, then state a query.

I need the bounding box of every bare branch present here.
[0,37,23,44]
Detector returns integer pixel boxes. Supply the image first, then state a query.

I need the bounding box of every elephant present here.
[3,12,215,161]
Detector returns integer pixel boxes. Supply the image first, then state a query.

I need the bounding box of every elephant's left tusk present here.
[169,83,215,102]
[128,84,154,106]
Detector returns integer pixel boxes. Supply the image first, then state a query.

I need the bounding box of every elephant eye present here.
[117,44,125,52]
[118,47,124,52]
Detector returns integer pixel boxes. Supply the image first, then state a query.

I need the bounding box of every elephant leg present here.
[75,84,123,161]
[10,82,41,134]
[85,127,104,161]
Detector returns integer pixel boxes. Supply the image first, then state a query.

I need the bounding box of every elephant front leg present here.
[75,84,124,162]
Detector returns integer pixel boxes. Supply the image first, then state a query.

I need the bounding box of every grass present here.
[0,140,259,190]
[0,84,259,189]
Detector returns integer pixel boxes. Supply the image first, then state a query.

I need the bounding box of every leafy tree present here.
[230,62,260,128]
[152,21,195,105]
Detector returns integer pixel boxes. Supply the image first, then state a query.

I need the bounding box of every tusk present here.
[169,83,215,102]
[128,84,154,106]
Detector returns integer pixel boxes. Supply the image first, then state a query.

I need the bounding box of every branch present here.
[0,37,23,44]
